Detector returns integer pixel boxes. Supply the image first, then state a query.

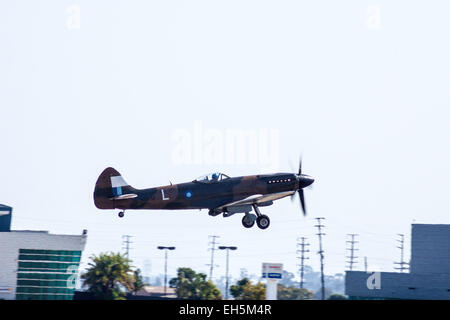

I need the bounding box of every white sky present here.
[1,1,450,283]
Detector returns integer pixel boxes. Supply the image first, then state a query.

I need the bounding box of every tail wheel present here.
[256,215,270,229]
[118,211,125,218]
[242,215,255,228]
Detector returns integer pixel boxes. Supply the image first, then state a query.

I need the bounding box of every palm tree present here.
[81,252,135,300]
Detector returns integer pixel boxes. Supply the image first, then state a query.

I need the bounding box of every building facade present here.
[345,224,450,300]
[0,204,87,300]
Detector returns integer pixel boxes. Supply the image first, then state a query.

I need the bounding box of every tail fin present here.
[93,167,135,209]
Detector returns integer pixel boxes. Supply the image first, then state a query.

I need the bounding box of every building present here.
[0,204,87,300]
[135,286,177,299]
[345,224,450,300]
[0,204,12,232]
[74,286,177,300]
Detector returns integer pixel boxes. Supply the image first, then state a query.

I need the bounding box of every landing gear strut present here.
[252,204,270,230]
[118,211,125,218]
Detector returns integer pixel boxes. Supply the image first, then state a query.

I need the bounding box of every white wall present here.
[0,231,87,300]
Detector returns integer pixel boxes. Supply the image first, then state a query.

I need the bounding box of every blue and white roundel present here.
[185,191,193,198]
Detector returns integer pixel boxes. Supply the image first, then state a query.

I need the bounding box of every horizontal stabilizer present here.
[109,193,138,200]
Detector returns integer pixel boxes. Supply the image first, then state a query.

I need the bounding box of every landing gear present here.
[242,214,256,228]
[252,204,270,230]
[118,211,125,218]
[256,215,270,229]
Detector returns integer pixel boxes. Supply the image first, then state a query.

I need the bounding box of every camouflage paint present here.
[93,167,305,212]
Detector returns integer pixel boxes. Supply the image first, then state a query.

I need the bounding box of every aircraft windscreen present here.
[194,173,230,183]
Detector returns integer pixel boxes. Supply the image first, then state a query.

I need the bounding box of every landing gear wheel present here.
[242,215,255,228]
[118,211,125,218]
[256,215,270,229]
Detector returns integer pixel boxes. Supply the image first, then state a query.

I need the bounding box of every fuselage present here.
[113,173,299,211]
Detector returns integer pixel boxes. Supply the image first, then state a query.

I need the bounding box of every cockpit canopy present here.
[194,172,231,183]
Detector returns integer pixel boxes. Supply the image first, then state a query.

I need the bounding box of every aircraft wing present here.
[217,191,295,209]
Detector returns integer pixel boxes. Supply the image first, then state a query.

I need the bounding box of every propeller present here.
[298,189,307,216]
[291,156,314,216]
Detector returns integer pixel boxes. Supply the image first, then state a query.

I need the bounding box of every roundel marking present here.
[185,191,193,198]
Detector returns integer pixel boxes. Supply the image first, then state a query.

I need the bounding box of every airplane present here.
[93,160,314,229]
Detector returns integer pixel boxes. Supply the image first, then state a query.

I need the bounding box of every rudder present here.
[93,167,131,209]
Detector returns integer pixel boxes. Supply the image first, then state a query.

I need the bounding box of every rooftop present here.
[137,286,176,298]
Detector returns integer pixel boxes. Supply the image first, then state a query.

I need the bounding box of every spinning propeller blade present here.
[298,189,306,216]
[294,156,312,216]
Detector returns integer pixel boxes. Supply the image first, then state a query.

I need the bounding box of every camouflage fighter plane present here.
[93,160,314,229]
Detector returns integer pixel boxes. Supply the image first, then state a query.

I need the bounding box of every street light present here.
[157,246,176,295]
[218,246,237,300]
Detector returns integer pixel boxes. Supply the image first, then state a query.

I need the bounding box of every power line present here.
[122,235,133,259]
[296,237,310,289]
[346,234,359,271]
[314,217,326,300]
[394,234,409,273]
[206,235,220,281]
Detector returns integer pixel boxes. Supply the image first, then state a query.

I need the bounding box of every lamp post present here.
[218,246,237,299]
[157,246,176,295]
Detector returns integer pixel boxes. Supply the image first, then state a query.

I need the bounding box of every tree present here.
[277,284,313,300]
[132,268,145,295]
[229,278,249,299]
[169,267,222,300]
[279,271,298,287]
[313,287,333,300]
[81,252,135,300]
[230,278,266,300]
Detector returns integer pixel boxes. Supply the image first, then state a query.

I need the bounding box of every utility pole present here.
[394,234,409,273]
[157,246,176,295]
[122,235,133,259]
[219,246,237,300]
[296,237,310,289]
[314,217,326,300]
[346,234,359,271]
[206,235,220,281]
